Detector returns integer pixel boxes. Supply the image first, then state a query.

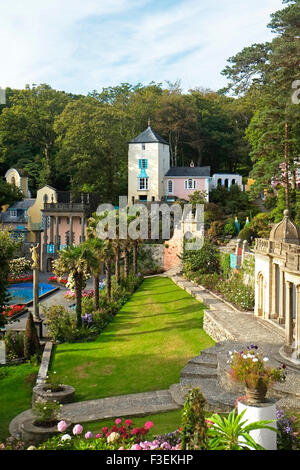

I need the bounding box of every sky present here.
[0,0,285,95]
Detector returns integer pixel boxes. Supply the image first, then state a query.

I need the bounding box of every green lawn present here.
[52,276,215,401]
[0,363,39,441]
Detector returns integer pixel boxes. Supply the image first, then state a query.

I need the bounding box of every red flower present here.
[101,427,108,434]
[125,419,132,427]
[131,428,139,435]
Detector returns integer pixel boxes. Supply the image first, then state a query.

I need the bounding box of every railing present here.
[44,203,87,212]
[255,238,300,271]
[29,222,42,231]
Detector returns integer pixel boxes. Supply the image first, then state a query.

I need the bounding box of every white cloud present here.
[0,0,285,94]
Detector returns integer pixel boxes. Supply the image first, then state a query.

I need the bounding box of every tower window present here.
[139,159,148,169]
[142,143,146,150]
[138,178,148,190]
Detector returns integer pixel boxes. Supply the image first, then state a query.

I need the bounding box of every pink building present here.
[163,165,210,202]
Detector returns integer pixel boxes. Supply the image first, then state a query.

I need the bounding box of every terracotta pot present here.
[245,381,268,404]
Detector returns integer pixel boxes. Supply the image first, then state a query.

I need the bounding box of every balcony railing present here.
[44,202,87,212]
[255,238,300,271]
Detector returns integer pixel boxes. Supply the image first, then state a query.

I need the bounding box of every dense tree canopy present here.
[222,0,300,213]
[0,80,253,204]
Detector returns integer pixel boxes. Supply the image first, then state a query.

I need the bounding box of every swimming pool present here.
[7,282,56,305]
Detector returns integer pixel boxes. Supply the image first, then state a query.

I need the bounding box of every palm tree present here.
[87,213,115,301]
[84,238,105,311]
[53,244,92,328]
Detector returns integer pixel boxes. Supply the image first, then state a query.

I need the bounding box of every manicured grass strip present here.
[76,409,182,438]
[0,363,39,441]
[53,277,215,401]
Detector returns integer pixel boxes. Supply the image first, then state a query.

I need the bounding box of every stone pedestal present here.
[238,399,277,450]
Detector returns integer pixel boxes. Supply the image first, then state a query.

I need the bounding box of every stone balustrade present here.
[255,238,300,271]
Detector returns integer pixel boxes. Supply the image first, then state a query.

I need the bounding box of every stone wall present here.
[164,230,183,272]
[203,310,234,343]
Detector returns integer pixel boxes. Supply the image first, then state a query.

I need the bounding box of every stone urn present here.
[20,418,72,444]
[32,383,75,406]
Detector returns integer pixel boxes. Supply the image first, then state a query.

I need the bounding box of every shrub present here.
[24,312,41,360]
[224,222,236,237]
[32,398,62,426]
[180,388,208,450]
[193,273,221,290]
[220,253,231,280]
[248,213,272,239]
[207,221,224,240]
[237,226,255,243]
[183,239,220,277]
[276,409,300,450]
[8,257,31,279]
[4,330,25,360]
[216,272,255,310]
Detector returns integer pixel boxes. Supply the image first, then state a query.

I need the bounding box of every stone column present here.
[270,263,278,319]
[49,216,54,244]
[55,216,59,245]
[42,215,48,272]
[295,285,300,359]
[285,281,293,354]
[279,268,285,324]
[81,216,85,242]
[69,215,73,246]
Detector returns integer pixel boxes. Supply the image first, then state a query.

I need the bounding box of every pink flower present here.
[95,433,102,439]
[85,431,93,439]
[72,424,83,435]
[131,428,139,435]
[115,418,122,425]
[125,419,132,427]
[131,443,142,450]
[57,420,68,432]
[144,421,154,430]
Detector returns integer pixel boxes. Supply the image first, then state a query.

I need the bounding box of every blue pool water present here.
[7,282,55,305]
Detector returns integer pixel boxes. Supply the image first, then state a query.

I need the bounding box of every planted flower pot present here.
[20,418,72,444]
[32,383,75,406]
[245,382,268,405]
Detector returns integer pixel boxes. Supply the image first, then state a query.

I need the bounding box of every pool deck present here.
[5,272,94,336]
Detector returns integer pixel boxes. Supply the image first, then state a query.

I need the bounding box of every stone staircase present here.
[178,346,237,413]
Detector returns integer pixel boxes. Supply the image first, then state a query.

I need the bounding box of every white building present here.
[128,126,244,203]
[210,173,243,191]
[128,125,170,204]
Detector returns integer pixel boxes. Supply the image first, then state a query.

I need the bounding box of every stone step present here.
[180,378,236,413]
[180,363,218,379]
[188,353,217,369]
[169,383,186,407]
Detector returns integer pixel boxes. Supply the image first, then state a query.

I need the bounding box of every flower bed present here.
[64,289,94,300]
[36,417,182,450]
[8,275,33,284]
[1,304,26,326]
[48,276,68,286]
